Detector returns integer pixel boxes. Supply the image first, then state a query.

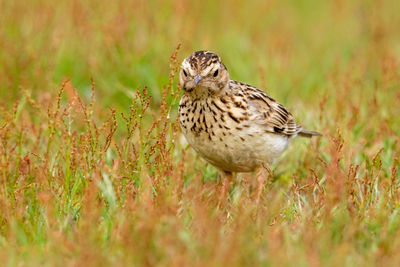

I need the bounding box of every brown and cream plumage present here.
[178,51,321,203]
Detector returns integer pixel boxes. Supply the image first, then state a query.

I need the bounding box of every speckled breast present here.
[178,96,289,172]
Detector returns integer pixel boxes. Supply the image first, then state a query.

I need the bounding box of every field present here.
[1,0,400,266]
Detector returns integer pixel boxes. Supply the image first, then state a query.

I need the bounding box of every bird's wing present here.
[239,82,301,137]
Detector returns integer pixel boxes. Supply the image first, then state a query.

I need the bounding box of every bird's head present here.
[179,51,229,95]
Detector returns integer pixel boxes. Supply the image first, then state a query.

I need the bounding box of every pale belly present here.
[181,124,290,172]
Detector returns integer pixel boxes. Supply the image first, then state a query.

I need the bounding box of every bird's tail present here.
[298,128,322,138]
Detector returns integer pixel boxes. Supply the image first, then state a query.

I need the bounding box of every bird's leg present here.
[255,165,270,204]
[218,170,233,206]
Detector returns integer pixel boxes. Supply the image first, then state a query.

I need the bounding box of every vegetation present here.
[0,0,399,265]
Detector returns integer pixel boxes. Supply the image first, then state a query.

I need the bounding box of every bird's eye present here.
[213,69,219,77]
[183,69,188,77]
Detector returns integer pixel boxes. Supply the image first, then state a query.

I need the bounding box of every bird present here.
[178,51,321,203]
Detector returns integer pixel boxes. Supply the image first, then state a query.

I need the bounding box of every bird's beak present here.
[194,75,202,86]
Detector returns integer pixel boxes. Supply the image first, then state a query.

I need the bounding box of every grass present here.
[0,0,400,266]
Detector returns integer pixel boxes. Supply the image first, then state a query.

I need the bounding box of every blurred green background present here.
[2,0,399,113]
